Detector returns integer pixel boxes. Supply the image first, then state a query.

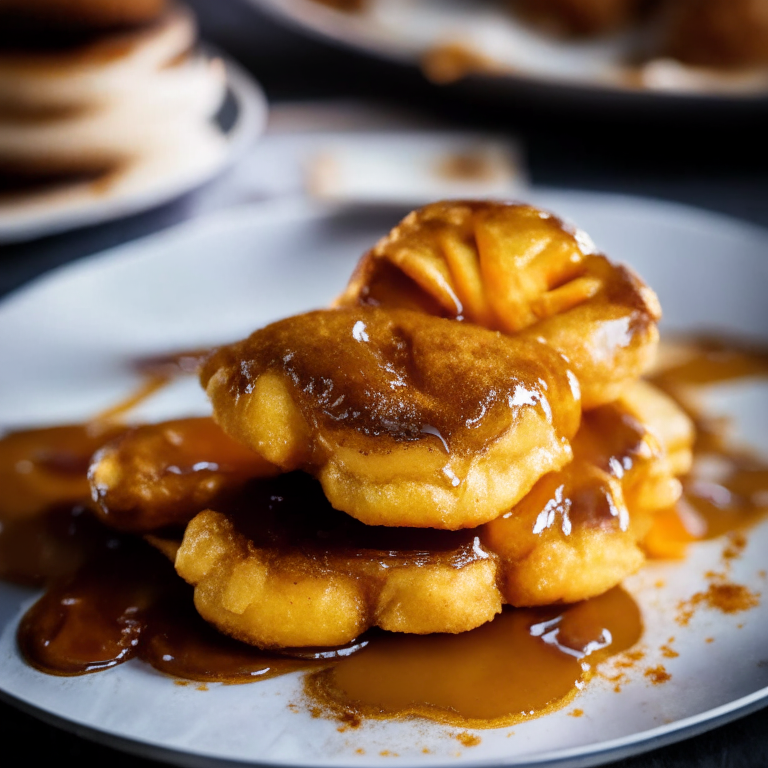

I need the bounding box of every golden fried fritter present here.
[481,460,640,606]
[201,307,582,530]
[176,383,690,646]
[337,201,660,409]
[89,417,277,533]
[481,381,693,606]
[666,0,768,68]
[175,473,502,648]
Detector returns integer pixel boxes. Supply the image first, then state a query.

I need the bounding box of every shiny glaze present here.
[307,586,640,727]
[90,417,275,533]
[201,306,580,457]
[221,471,491,568]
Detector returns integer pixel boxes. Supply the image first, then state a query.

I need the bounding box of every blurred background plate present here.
[249,0,768,104]
[0,53,267,244]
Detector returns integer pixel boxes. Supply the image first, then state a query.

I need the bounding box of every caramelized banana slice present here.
[175,473,502,648]
[482,382,693,606]
[201,307,581,530]
[89,417,277,533]
[338,201,661,408]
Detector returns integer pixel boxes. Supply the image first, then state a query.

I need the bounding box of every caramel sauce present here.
[221,471,490,570]
[0,423,125,585]
[646,338,768,550]
[2,337,767,728]
[202,307,580,457]
[90,416,274,533]
[306,587,640,727]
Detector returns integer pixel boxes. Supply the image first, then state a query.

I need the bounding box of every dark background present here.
[1,0,767,765]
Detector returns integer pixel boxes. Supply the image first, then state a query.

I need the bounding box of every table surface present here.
[1,1,768,766]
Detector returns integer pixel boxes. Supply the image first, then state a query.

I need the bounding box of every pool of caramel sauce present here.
[1,338,766,728]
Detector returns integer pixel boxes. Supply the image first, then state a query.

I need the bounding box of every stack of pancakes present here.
[0,0,227,219]
[89,201,695,650]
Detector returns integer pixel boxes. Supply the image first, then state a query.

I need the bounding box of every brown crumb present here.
[569,709,584,717]
[706,637,715,643]
[332,710,361,731]
[723,533,747,561]
[455,732,481,747]
[677,582,760,625]
[759,570,767,579]
[660,644,679,659]
[655,580,665,589]
[196,684,208,692]
[614,649,645,669]
[645,665,672,685]
[422,748,431,754]
[174,680,189,687]
[379,751,399,757]
[355,749,365,755]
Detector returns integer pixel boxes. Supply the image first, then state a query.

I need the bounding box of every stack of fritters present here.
[89,201,694,649]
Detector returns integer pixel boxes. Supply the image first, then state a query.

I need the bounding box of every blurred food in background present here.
[292,0,768,94]
[0,0,227,214]
[515,0,768,68]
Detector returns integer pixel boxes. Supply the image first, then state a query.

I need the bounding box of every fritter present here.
[174,472,502,648]
[200,306,582,530]
[337,201,660,409]
[482,381,694,606]
[89,417,277,533]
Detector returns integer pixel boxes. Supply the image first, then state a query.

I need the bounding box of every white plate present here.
[250,0,768,101]
[0,191,767,768]
[0,54,267,244]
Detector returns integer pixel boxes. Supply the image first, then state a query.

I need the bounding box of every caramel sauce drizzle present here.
[0,338,766,728]
[645,338,768,554]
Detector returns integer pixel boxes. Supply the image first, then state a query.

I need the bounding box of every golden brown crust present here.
[482,381,693,607]
[337,201,660,409]
[201,306,582,530]
[174,473,503,648]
